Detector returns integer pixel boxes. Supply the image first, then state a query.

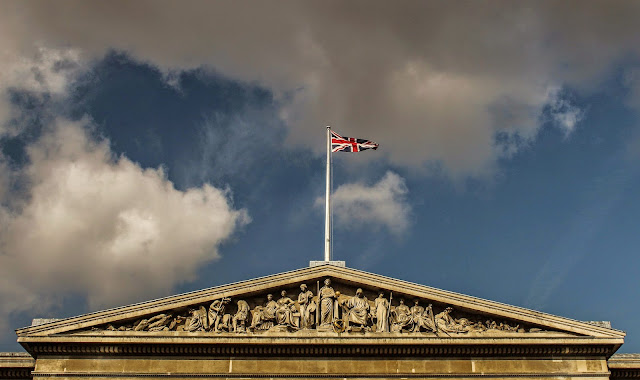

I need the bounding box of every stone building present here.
[2,264,639,379]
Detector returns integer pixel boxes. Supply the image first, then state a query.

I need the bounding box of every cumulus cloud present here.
[2,1,639,177]
[317,171,410,236]
[0,118,249,319]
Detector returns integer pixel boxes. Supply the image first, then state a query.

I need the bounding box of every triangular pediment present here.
[16,265,625,340]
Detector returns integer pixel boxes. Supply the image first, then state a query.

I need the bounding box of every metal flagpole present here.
[324,126,332,262]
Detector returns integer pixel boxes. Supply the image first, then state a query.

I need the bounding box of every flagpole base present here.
[309,260,346,268]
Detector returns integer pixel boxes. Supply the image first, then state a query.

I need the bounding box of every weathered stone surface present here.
[609,353,640,379]
[11,264,635,379]
[0,352,34,379]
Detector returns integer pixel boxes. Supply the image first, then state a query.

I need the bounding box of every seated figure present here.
[250,294,277,330]
[411,301,436,332]
[391,299,412,332]
[232,300,250,333]
[185,306,209,332]
[276,290,296,327]
[342,288,371,332]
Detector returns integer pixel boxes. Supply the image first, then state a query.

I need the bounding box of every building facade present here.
[2,264,639,379]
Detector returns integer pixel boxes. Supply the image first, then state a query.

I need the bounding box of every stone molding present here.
[609,353,640,379]
[23,342,617,357]
[0,352,35,379]
[30,371,611,378]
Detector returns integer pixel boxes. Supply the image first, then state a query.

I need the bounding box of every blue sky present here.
[0,1,639,353]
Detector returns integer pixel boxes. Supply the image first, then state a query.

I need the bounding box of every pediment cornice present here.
[16,264,625,340]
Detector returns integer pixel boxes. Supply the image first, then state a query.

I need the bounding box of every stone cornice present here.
[609,353,640,379]
[22,342,618,358]
[19,335,622,358]
[16,265,626,339]
[30,371,612,378]
[18,333,624,346]
[0,352,35,379]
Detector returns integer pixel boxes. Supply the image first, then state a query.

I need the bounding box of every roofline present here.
[16,264,626,339]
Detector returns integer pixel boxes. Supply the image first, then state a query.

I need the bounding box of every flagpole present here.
[324,126,331,262]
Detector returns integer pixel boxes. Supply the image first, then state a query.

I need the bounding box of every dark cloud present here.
[2,1,639,177]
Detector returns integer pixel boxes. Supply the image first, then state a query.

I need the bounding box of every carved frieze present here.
[96,278,545,335]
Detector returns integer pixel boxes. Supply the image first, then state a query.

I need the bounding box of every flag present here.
[331,130,379,153]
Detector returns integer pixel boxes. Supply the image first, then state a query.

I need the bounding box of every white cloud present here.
[0,46,250,334]
[317,171,410,236]
[0,118,249,317]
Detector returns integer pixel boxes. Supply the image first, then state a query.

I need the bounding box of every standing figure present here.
[298,284,315,329]
[232,300,250,333]
[276,290,295,326]
[391,299,412,332]
[319,278,336,327]
[342,288,371,331]
[250,294,277,330]
[374,292,390,332]
[208,298,231,332]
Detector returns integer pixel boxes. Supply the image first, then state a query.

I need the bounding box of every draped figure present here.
[298,284,315,329]
[374,293,390,332]
[185,306,208,332]
[343,288,370,331]
[319,278,336,326]
[391,299,412,332]
[435,307,468,333]
[250,294,277,330]
[276,290,295,326]
[411,301,436,332]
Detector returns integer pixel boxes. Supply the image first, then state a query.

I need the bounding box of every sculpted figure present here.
[456,317,485,332]
[170,315,186,331]
[409,300,425,332]
[186,306,209,332]
[250,294,277,330]
[493,321,518,331]
[232,300,250,333]
[374,292,390,332]
[276,290,296,326]
[435,307,468,333]
[208,298,231,332]
[134,313,173,332]
[319,278,336,326]
[391,299,412,332]
[342,288,371,331]
[411,301,436,332]
[298,284,315,329]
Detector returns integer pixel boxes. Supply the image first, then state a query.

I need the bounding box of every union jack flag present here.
[331,130,379,153]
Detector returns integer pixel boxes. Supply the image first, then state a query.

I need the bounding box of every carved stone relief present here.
[96,278,544,335]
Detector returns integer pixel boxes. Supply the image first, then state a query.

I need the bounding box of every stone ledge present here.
[30,371,611,378]
[0,352,35,380]
[19,334,624,345]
